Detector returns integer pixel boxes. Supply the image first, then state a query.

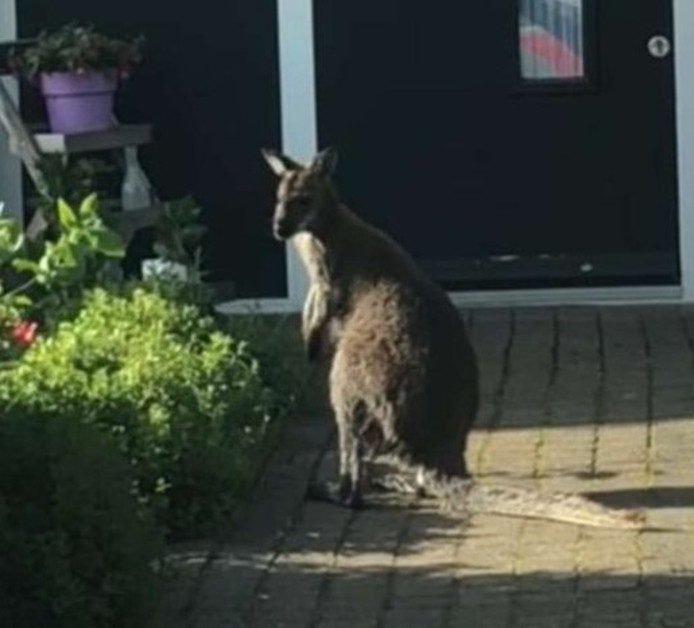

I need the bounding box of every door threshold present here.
[215,285,683,316]
[449,285,682,308]
[215,298,299,316]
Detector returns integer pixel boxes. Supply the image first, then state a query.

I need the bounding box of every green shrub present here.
[0,410,161,628]
[223,312,328,417]
[224,313,307,406]
[0,288,279,538]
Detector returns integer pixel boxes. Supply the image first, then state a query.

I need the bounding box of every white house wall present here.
[0,0,22,221]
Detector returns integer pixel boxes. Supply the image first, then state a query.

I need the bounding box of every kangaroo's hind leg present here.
[306,401,367,509]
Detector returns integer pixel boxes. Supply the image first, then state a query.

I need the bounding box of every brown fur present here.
[262,147,645,528]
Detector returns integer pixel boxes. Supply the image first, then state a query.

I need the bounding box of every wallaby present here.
[262,147,645,529]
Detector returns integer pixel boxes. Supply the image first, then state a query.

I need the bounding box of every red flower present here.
[11,320,38,348]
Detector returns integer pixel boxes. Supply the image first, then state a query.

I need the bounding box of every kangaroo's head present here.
[261,148,338,240]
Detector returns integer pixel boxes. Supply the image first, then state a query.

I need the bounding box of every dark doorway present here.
[314,0,679,290]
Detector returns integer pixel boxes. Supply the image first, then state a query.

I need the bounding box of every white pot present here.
[141,258,189,281]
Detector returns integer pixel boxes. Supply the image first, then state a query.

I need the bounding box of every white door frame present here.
[674,0,694,302]
[0,0,23,221]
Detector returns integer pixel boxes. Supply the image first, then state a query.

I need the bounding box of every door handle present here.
[648,35,671,58]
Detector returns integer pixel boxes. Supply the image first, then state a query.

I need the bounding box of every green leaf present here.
[152,243,170,259]
[11,294,32,307]
[78,193,99,219]
[92,229,126,258]
[54,241,78,269]
[56,199,78,228]
[10,233,25,254]
[11,258,41,274]
[181,225,207,240]
[38,250,53,273]
[0,219,25,255]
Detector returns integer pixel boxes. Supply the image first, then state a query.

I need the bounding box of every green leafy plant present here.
[0,207,29,324]
[7,196,123,303]
[0,195,125,361]
[0,288,282,538]
[136,275,215,312]
[153,196,207,278]
[13,195,124,290]
[8,23,143,81]
[0,206,38,361]
[144,195,213,308]
[224,312,316,413]
[0,409,162,628]
[30,155,114,225]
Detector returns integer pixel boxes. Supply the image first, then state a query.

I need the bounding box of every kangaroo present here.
[262,147,645,529]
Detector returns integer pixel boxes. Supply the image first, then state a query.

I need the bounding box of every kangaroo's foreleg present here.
[302,282,330,362]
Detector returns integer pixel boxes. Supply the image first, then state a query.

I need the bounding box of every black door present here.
[315,0,679,289]
[18,0,284,298]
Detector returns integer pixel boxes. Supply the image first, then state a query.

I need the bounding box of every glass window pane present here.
[519,0,584,80]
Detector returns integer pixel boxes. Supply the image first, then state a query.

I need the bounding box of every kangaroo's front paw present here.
[306,332,322,363]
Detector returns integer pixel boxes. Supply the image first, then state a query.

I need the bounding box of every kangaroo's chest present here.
[293,233,331,284]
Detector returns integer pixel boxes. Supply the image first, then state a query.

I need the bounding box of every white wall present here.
[674,0,694,301]
[0,0,22,221]
[277,0,317,308]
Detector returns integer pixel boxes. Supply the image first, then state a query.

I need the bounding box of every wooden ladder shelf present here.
[0,73,161,245]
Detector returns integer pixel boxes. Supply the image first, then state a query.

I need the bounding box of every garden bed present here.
[0,194,315,626]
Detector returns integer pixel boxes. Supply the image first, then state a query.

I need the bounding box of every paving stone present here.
[176,306,694,628]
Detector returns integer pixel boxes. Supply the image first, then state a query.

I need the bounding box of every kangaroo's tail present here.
[418,471,645,529]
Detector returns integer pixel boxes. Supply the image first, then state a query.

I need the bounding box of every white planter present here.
[141,258,189,281]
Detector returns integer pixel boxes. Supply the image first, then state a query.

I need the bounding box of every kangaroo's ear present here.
[310,147,338,177]
[261,148,301,176]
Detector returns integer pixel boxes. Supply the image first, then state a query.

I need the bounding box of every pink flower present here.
[11,320,38,348]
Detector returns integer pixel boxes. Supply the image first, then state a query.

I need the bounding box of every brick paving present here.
[161,306,694,628]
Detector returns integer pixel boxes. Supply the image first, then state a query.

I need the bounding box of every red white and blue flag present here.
[519,0,584,79]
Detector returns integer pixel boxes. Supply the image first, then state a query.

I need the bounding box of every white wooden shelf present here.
[30,124,152,155]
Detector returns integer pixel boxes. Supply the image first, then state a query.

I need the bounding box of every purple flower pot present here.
[40,71,118,134]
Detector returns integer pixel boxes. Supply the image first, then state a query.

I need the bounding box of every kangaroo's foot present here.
[370,473,424,497]
[306,475,364,510]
